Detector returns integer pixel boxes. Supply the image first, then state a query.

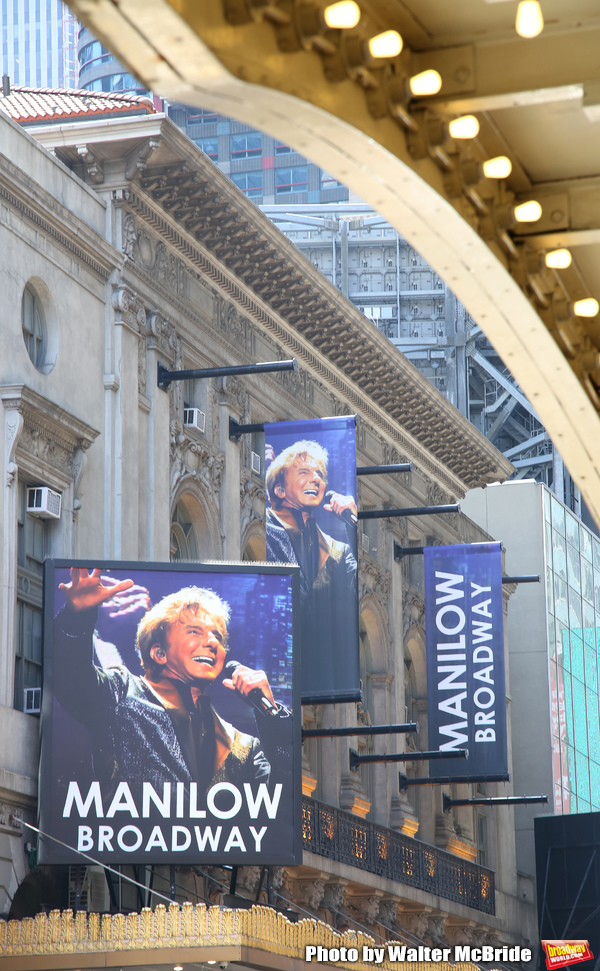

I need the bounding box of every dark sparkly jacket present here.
[52,606,291,794]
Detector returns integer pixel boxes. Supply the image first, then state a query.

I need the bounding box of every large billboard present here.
[264,416,360,703]
[39,561,302,866]
[424,543,509,781]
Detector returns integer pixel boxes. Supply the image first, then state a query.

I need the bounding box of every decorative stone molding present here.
[427,915,447,940]
[1,386,99,482]
[445,923,475,946]
[377,899,399,930]
[0,803,22,831]
[240,474,266,538]
[122,212,185,298]
[301,773,318,798]
[170,419,224,506]
[403,590,425,638]
[346,892,382,926]
[124,137,160,182]
[112,285,147,335]
[339,774,371,819]
[322,883,347,912]
[288,878,326,912]
[389,793,419,837]
[444,837,478,862]
[76,144,104,184]
[403,911,430,939]
[4,406,23,487]
[359,560,391,611]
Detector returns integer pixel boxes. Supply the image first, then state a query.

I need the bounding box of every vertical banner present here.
[424,543,508,779]
[39,561,301,866]
[264,417,360,702]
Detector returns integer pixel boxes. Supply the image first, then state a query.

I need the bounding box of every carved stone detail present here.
[377,899,399,929]
[4,407,24,486]
[403,590,425,637]
[445,924,474,946]
[288,879,326,911]
[403,911,430,939]
[170,419,224,505]
[240,474,266,538]
[0,803,23,830]
[76,144,104,184]
[359,560,391,609]
[112,285,146,334]
[322,883,347,912]
[427,915,446,940]
[346,893,381,925]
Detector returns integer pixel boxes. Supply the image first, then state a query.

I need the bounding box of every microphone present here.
[224,660,278,716]
[325,490,358,527]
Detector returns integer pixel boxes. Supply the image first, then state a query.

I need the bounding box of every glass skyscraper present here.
[1,0,77,88]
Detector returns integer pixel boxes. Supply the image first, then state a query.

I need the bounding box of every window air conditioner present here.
[251,451,261,475]
[183,408,206,433]
[27,486,61,519]
[24,686,41,714]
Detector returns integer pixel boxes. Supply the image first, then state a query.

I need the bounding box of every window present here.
[194,136,218,160]
[231,171,263,198]
[22,283,46,370]
[320,170,343,190]
[230,132,262,158]
[78,40,111,69]
[170,499,199,561]
[275,165,308,195]
[411,282,418,290]
[275,141,292,155]
[15,482,46,712]
[186,108,218,123]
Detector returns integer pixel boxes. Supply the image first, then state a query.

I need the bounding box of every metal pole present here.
[158,358,297,390]
[501,575,540,584]
[443,793,548,812]
[359,504,460,520]
[357,463,413,476]
[303,722,418,739]
[301,690,362,705]
[351,748,467,771]
[399,771,510,790]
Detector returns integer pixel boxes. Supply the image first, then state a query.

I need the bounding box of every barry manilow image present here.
[41,564,299,865]
[264,417,360,700]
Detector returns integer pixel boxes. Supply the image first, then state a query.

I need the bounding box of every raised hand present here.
[222,663,275,706]
[323,492,358,519]
[59,568,134,612]
[99,579,151,618]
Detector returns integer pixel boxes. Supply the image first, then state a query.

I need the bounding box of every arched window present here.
[22,284,47,370]
[170,498,199,561]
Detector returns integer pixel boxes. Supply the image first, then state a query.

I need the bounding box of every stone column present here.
[0,401,23,707]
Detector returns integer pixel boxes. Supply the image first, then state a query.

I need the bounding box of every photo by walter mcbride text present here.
[39,562,301,866]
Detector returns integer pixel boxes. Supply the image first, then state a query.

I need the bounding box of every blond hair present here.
[266,440,328,508]
[136,587,230,673]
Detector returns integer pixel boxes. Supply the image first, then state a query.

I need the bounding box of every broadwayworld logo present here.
[542,941,594,970]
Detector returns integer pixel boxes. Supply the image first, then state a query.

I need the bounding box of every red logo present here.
[542,941,594,970]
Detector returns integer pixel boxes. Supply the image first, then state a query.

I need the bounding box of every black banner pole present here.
[303,722,418,739]
[399,771,510,791]
[350,748,467,771]
[158,358,297,390]
[359,504,460,520]
[357,463,413,476]
[301,690,362,706]
[443,793,548,812]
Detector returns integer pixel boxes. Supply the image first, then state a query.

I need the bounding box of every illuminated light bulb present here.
[545,248,572,269]
[514,200,542,222]
[323,0,360,29]
[482,155,512,179]
[574,298,600,318]
[368,29,403,58]
[448,115,479,139]
[516,0,544,38]
[409,69,442,97]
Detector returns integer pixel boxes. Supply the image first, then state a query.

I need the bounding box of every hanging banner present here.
[264,416,360,702]
[39,561,301,866]
[424,543,508,780]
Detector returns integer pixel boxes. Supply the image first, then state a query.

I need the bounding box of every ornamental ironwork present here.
[302,797,495,916]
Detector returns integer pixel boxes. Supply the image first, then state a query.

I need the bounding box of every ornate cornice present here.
[124,170,511,496]
[1,385,100,456]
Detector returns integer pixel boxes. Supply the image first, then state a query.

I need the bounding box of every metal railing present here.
[302,797,495,915]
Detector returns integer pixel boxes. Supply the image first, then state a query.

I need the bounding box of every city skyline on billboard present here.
[39,561,301,866]
[264,416,360,703]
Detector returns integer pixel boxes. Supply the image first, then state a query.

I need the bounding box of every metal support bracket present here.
[443,793,548,813]
[359,504,460,521]
[158,358,296,390]
[399,771,510,791]
[303,722,418,739]
[350,747,467,772]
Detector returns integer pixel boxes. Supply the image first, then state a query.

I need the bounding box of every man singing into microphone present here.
[265,440,358,689]
[53,569,291,797]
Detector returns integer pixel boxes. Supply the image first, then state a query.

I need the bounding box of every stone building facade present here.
[0,93,536,950]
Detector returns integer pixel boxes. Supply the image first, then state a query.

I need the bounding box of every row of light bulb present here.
[321,2,596,317]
